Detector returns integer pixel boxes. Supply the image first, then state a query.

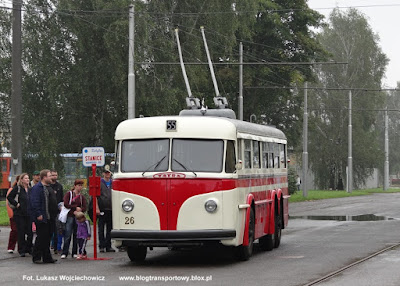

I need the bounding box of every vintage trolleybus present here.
[110,111,289,262]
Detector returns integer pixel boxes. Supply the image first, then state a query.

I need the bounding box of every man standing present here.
[29,169,57,264]
[50,169,64,254]
[296,175,301,192]
[30,171,40,187]
[50,169,64,203]
[97,168,115,252]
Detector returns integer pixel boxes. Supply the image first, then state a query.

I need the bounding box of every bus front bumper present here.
[111,229,236,246]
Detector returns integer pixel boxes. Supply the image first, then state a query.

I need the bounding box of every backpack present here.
[7,186,21,210]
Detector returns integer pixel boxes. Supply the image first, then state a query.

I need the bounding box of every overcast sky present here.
[308,0,400,88]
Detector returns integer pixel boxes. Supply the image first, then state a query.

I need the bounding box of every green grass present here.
[289,188,400,203]
[0,200,9,226]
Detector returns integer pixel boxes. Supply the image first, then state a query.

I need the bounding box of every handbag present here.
[58,191,72,223]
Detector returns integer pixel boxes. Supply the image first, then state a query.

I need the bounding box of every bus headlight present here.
[122,199,134,212]
[204,200,217,213]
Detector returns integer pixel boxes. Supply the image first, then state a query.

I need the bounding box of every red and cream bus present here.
[110,112,289,262]
[0,153,11,197]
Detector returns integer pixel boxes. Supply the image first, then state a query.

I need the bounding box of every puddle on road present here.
[290,214,395,221]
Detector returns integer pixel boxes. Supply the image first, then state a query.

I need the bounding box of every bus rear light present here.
[205,200,218,213]
[122,199,134,212]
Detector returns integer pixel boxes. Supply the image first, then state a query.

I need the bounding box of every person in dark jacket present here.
[29,169,57,264]
[97,169,115,252]
[50,169,64,254]
[7,173,33,257]
[61,179,87,259]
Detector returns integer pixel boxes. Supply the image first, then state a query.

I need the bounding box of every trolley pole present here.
[302,82,308,197]
[347,90,353,193]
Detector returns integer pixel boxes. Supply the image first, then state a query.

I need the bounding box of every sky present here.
[308,0,400,88]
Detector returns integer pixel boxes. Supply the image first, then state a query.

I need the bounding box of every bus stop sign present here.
[82,147,105,167]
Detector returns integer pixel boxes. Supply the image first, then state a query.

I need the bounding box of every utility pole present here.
[384,107,389,190]
[11,0,22,177]
[302,82,308,197]
[347,90,353,193]
[239,42,243,121]
[128,4,135,119]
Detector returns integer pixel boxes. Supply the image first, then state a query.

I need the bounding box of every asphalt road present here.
[1,192,400,286]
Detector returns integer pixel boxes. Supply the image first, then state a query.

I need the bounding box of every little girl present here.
[75,211,91,259]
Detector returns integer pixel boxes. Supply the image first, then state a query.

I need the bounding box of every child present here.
[75,211,91,259]
[56,202,66,254]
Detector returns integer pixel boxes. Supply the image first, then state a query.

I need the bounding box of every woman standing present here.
[61,179,87,259]
[7,173,33,257]
[6,176,20,254]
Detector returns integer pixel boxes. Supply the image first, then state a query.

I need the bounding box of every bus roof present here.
[115,116,286,142]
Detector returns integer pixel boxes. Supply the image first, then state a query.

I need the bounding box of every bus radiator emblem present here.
[153,172,186,179]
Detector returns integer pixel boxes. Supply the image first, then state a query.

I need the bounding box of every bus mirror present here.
[110,161,115,172]
[235,160,243,170]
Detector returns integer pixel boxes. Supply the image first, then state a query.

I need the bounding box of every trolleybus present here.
[110,111,289,262]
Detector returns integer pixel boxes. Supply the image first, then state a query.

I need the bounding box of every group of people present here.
[6,168,114,264]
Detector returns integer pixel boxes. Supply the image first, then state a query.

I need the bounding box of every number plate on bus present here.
[125,217,135,224]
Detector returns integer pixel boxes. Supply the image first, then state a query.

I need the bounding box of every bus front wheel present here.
[235,208,255,261]
[127,246,147,263]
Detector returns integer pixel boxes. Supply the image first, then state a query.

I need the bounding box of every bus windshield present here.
[120,138,224,173]
[171,139,223,173]
[121,139,169,172]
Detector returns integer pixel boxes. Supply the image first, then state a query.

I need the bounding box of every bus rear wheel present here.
[235,208,255,261]
[127,246,147,263]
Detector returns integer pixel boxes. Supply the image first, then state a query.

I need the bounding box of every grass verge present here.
[0,201,9,226]
[289,188,400,203]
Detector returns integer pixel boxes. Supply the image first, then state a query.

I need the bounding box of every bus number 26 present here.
[125,217,135,224]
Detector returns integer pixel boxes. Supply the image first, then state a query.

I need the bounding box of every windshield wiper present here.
[142,156,166,176]
[173,159,197,177]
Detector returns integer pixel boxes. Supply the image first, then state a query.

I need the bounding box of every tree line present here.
[0,1,394,189]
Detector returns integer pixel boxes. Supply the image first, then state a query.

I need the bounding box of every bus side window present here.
[274,143,280,168]
[244,140,252,169]
[262,142,268,168]
[252,141,260,168]
[225,140,236,173]
[269,142,274,168]
[280,144,286,168]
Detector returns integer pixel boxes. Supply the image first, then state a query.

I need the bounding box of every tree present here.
[238,0,326,146]
[385,85,400,177]
[0,0,328,174]
[310,8,388,189]
[0,8,12,152]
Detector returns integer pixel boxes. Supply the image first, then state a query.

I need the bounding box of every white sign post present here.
[82,147,105,167]
[82,146,108,260]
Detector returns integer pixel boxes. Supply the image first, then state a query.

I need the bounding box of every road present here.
[1,192,400,286]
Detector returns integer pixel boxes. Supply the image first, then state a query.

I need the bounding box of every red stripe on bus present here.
[113,177,287,230]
